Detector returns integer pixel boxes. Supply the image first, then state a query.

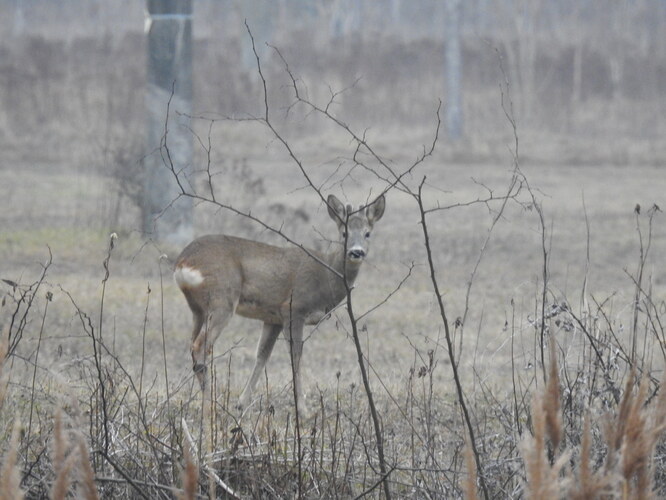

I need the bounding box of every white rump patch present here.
[174,265,205,288]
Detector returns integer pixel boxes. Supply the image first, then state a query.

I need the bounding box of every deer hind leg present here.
[191,299,236,390]
[188,308,205,375]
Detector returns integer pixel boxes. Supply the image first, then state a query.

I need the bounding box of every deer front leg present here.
[284,317,308,415]
[238,323,282,409]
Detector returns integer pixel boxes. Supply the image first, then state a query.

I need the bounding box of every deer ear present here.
[366,195,385,225]
[327,194,346,224]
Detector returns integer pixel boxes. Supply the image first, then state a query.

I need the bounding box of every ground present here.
[2,126,664,400]
[2,114,666,497]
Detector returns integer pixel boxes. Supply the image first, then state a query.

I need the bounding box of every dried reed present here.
[50,409,76,500]
[75,434,100,500]
[178,445,198,500]
[0,423,24,500]
[463,438,479,500]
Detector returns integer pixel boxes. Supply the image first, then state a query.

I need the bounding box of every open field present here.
[4,139,666,390]
[2,123,666,496]
[2,1,666,496]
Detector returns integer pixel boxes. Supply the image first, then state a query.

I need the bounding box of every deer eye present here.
[365,232,371,239]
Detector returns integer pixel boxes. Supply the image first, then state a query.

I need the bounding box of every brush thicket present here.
[514,349,666,500]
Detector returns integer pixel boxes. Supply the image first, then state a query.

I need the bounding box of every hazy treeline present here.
[3,0,666,48]
[0,0,664,165]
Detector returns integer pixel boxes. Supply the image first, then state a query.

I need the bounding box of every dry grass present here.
[2,5,666,497]
[0,331,24,500]
[75,437,100,500]
[514,350,666,500]
[0,424,24,500]
[1,23,666,497]
[1,218,665,499]
[1,149,666,497]
[50,409,74,500]
[463,438,479,500]
[178,444,198,500]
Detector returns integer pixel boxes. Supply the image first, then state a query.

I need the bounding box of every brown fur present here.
[174,194,385,412]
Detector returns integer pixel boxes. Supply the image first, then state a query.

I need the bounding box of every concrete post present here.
[143,0,193,245]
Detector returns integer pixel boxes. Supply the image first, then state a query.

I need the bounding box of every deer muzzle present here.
[348,248,366,260]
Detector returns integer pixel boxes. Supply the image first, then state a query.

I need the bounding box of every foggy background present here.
[0,0,666,176]
[1,6,666,497]
[0,0,666,270]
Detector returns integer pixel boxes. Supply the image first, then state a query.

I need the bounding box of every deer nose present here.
[348,248,366,260]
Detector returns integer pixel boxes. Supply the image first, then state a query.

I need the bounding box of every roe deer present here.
[174,194,386,411]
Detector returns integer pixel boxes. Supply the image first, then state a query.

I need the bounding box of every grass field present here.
[2,115,666,497]
[5,147,665,388]
[2,6,666,493]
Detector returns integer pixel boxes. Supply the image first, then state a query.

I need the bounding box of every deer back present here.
[175,234,346,324]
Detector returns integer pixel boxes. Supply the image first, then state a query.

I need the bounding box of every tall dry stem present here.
[543,334,562,451]
[621,378,651,497]
[50,409,75,500]
[462,441,479,500]
[592,370,666,499]
[522,393,562,499]
[521,335,569,499]
[569,415,613,499]
[603,370,639,477]
[0,328,8,411]
[0,423,24,500]
[178,445,198,500]
[525,391,574,499]
[75,435,100,500]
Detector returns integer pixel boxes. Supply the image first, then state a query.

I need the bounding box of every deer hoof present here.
[193,363,207,390]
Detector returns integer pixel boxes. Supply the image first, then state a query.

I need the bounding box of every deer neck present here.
[325,243,362,292]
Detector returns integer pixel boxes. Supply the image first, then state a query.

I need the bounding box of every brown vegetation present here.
[2,3,666,498]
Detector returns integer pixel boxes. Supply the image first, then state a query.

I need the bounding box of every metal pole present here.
[143,0,193,245]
